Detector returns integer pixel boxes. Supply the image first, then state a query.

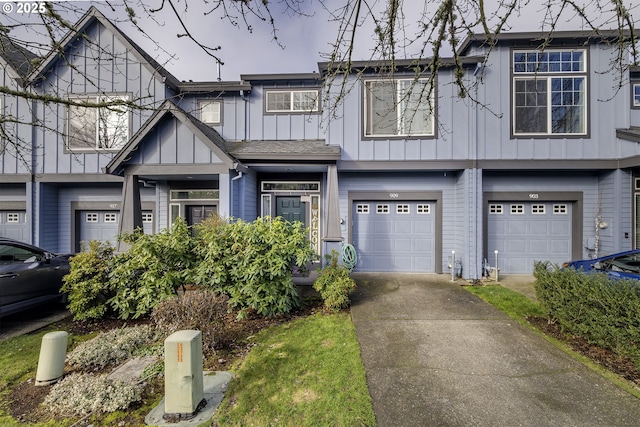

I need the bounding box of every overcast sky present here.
[1,0,638,82]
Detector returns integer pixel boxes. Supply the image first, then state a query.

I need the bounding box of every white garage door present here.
[487,202,572,274]
[0,211,29,242]
[352,201,435,272]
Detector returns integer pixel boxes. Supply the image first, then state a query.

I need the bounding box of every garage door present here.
[487,202,572,274]
[0,211,29,242]
[78,210,154,250]
[352,201,435,272]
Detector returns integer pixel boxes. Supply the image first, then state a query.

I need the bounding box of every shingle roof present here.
[226,140,340,161]
[0,33,38,84]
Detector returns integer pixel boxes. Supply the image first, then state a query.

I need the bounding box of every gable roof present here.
[106,99,237,175]
[27,6,181,90]
[0,33,38,86]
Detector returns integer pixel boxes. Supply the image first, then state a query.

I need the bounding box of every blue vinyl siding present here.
[232,171,257,222]
[38,184,60,251]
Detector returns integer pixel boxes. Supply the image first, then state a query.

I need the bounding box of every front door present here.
[276,197,306,225]
[186,205,217,226]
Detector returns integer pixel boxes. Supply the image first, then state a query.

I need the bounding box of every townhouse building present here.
[2,7,640,279]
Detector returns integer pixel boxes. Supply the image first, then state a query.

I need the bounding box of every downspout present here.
[241,89,248,142]
[472,61,485,281]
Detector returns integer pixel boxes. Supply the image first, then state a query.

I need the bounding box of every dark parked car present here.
[0,238,72,317]
[562,249,640,281]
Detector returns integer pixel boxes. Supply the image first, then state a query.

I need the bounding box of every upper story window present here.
[512,49,587,136]
[364,78,435,138]
[265,89,319,113]
[66,94,130,151]
[632,83,640,108]
[198,99,222,125]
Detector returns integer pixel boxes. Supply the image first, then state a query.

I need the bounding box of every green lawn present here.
[212,312,375,427]
[0,311,374,426]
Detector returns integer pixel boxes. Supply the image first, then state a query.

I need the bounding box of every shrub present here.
[313,250,357,311]
[193,216,315,318]
[44,373,142,416]
[534,261,640,361]
[61,240,116,320]
[151,289,229,357]
[67,325,157,370]
[108,217,196,319]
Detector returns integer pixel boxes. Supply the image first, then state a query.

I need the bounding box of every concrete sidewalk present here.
[350,273,640,427]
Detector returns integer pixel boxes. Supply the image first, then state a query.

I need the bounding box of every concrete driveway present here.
[350,273,640,427]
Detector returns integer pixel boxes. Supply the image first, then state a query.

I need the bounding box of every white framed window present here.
[417,204,430,214]
[198,100,221,124]
[396,204,410,214]
[511,204,525,214]
[632,83,640,108]
[489,204,504,214]
[85,212,98,223]
[265,89,319,113]
[364,78,435,137]
[142,212,153,223]
[532,204,546,214]
[66,94,131,151]
[554,204,568,214]
[512,49,586,136]
[356,204,370,214]
[104,213,117,223]
[6,213,19,223]
[376,204,390,214]
[261,194,272,218]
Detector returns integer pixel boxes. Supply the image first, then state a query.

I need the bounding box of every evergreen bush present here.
[193,216,315,318]
[534,261,640,361]
[313,249,357,311]
[61,240,116,320]
[108,217,196,319]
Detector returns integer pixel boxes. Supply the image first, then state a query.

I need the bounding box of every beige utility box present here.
[35,331,68,386]
[164,330,205,417]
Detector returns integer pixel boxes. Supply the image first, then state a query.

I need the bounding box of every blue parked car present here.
[563,249,640,280]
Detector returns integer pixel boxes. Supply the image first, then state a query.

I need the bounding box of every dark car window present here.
[0,244,43,264]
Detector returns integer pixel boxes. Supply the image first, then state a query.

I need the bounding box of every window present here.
[6,213,19,223]
[376,204,390,214]
[554,204,568,214]
[513,49,586,136]
[356,204,370,214]
[198,100,221,124]
[364,78,434,137]
[104,213,117,223]
[417,204,430,214]
[265,90,319,113]
[142,212,153,223]
[489,204,503,214]
[85,213,98,223]
[511,204,524,214]
[66,95,130,151]
[633,83,640,108]
[532,204,546,214]
[396,204,410,214]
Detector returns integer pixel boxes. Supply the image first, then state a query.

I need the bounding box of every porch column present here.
[218,172,230,218]
[117,173,142,252]
[323,164,343,260]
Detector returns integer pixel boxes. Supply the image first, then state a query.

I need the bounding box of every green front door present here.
[276,196,306,225]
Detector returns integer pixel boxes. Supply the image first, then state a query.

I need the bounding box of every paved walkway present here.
[350,273,640,427]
